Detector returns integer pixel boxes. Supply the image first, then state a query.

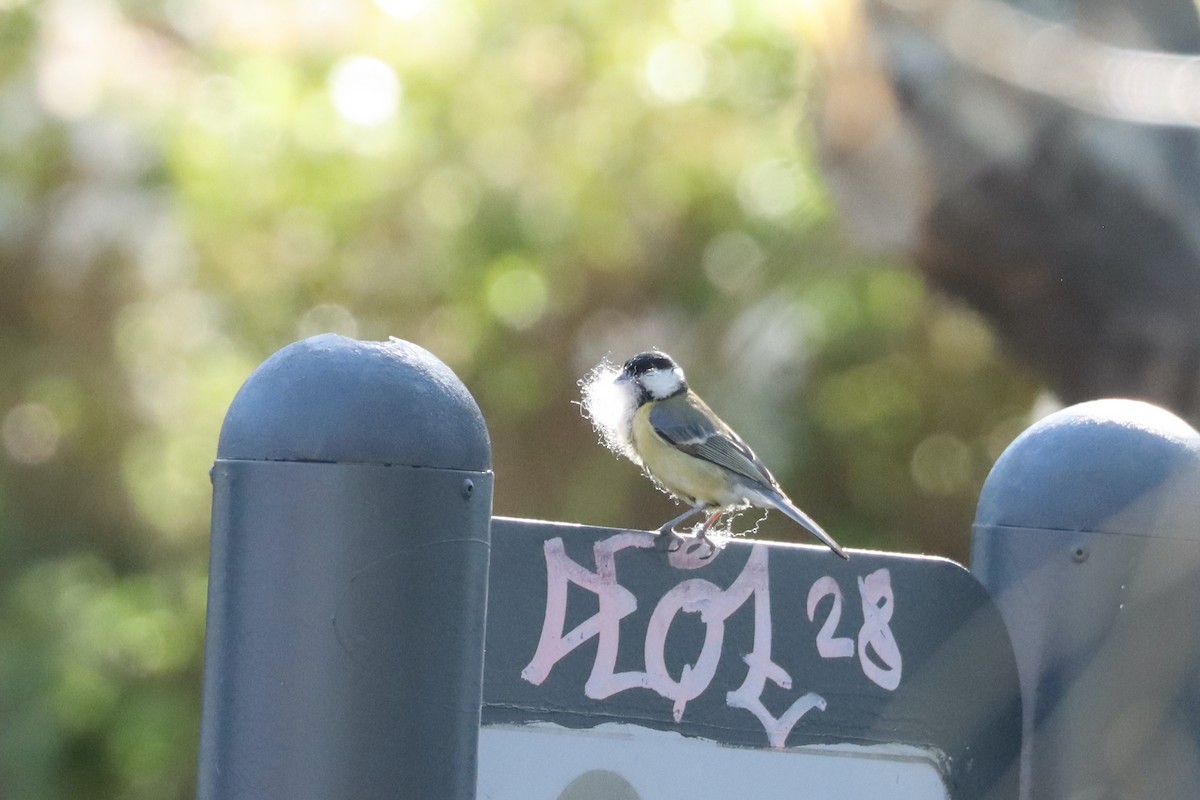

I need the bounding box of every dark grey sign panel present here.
[484,518,1021,800]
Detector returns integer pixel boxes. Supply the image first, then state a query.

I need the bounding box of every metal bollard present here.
[197,334,493,799]
[972,399,1200,800]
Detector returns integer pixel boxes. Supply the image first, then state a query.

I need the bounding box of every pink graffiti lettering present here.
[521,533,831,744]
[724,546,827,748]
[520,532,651,694]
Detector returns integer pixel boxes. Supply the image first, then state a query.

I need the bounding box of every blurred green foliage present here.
[0,0,1038,796]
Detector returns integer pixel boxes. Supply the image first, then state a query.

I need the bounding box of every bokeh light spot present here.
[2,403,61,464]
[646,40,708,103]
[910,433,972,496]
[35,0,113,120]
[328,55,401,126]
[702,230,764,295]
[297,303,359,340]
[929,305,996,373]
[737,158,805,219]
[486,257,548,330]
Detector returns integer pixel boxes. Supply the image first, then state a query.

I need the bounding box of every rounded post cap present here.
[975,399,1200,539]
[217,334,491,470]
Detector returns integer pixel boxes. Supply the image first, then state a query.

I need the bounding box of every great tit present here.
[608,351,848,559]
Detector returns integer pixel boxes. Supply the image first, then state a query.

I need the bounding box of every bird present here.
[604,350,848,559]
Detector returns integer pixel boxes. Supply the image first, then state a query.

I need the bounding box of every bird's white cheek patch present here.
[580,362,638,462]
[640,367,684,399]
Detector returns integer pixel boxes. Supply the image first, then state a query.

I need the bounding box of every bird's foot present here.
[685,531,718,560]
[654,525,684,553]
[685,510,724,560]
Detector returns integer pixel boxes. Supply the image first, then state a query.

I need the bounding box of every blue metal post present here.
[197,334,492,799]
[972,399,1200,799]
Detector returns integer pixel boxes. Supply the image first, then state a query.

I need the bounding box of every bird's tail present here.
[748,486,849,559]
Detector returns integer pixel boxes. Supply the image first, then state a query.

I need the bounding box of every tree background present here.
[0,0,1049,796]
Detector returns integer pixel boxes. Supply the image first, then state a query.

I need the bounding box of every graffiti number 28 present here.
[806,571,902,690]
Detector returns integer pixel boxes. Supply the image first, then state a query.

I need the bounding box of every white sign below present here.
[477,721,949,800]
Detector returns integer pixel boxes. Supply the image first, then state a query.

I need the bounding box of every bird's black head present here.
[621,351,677,377]
[619,351,687,402]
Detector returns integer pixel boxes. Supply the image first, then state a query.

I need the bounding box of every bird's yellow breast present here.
[631,404,740,507]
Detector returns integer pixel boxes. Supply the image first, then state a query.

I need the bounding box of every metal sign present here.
[481,519,1022,800]
[197,335,1029,800]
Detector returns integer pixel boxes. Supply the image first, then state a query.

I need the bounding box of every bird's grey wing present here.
[648,397,775,488]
